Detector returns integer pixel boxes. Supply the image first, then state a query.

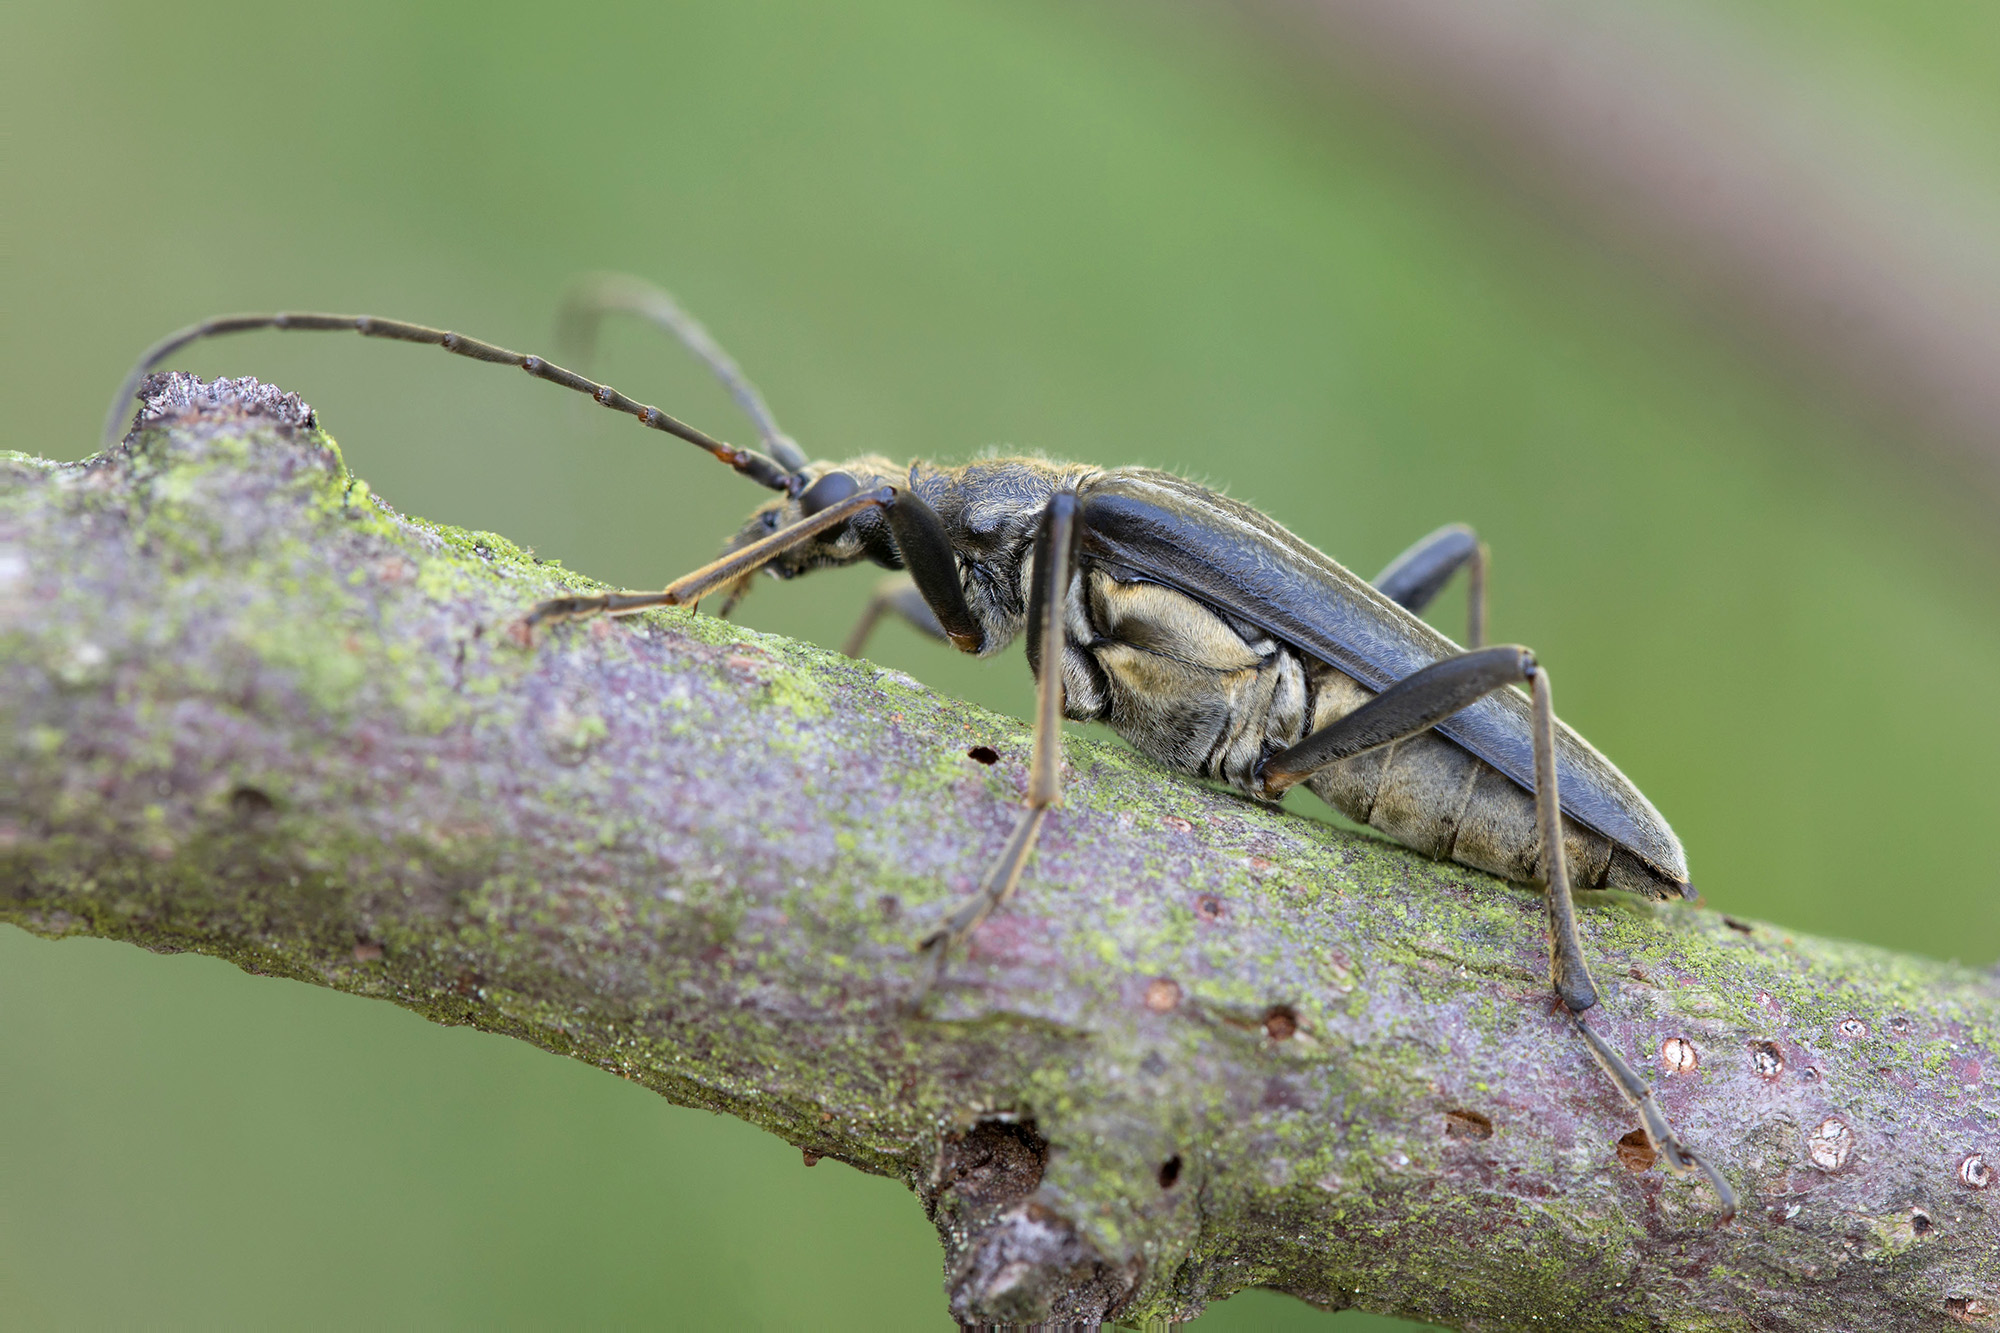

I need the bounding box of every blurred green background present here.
[5,1,1998,1328]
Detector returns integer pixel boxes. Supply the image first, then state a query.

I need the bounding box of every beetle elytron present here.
[107,273,1736,1218]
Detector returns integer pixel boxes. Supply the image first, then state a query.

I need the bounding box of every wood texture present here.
[4,376,1995,1329]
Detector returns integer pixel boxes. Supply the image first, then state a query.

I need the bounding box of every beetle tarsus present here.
[1572,1012,1738,1223]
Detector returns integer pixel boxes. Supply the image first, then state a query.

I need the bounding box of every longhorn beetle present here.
[107,273,1737,1219]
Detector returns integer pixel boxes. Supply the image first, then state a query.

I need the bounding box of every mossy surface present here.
[3,379,1995,1331]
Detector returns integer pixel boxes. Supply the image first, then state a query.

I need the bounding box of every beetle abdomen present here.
[1074,558,1684,901]
[1303,669,1681,900]
[1077,565,1311,791]
[1075,470,1689,884]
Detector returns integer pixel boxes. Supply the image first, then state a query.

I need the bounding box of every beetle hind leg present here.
[1258,645,1598,1010]
[1258,648,1735,1217]
[1527,666,1600,1013]
[1573,1013,1737,1219]
[1534,668,1731,1216]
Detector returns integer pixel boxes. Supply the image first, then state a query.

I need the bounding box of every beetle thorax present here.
[911,457,1100,657]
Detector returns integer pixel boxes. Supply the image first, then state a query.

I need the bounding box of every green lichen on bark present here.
[3,376,1996,1330]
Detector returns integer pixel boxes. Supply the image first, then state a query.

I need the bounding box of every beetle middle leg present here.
[1259,648,1737,1218]
[917,493,1080,962]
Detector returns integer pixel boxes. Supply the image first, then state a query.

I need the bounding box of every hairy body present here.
[735,454,1686,905]
[103,278,1728,1213]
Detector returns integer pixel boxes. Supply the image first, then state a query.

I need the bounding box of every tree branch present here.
[4,375,1995,1330]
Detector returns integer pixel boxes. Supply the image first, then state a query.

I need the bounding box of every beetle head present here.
[714,454,906,612]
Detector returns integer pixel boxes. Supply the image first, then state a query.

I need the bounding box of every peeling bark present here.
[3,376,1996,1330]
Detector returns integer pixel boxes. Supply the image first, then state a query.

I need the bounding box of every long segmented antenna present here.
[556,273,811,475]
[102,312,800,493]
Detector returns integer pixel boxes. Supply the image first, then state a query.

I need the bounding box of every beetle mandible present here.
[107,273,1737,1219]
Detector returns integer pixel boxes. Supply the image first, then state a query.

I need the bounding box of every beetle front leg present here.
[522,485,896,629]
[917,492,1078,962]
[841,577,948,659]
[878,489,985,654]
[844,485,988,658]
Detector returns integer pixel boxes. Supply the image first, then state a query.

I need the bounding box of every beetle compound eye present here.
[799,470,859,516]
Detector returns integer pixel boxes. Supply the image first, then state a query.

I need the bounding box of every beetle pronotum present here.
[106,273,1737,1219]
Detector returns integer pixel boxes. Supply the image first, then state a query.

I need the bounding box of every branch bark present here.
[4,376,1996,1330]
